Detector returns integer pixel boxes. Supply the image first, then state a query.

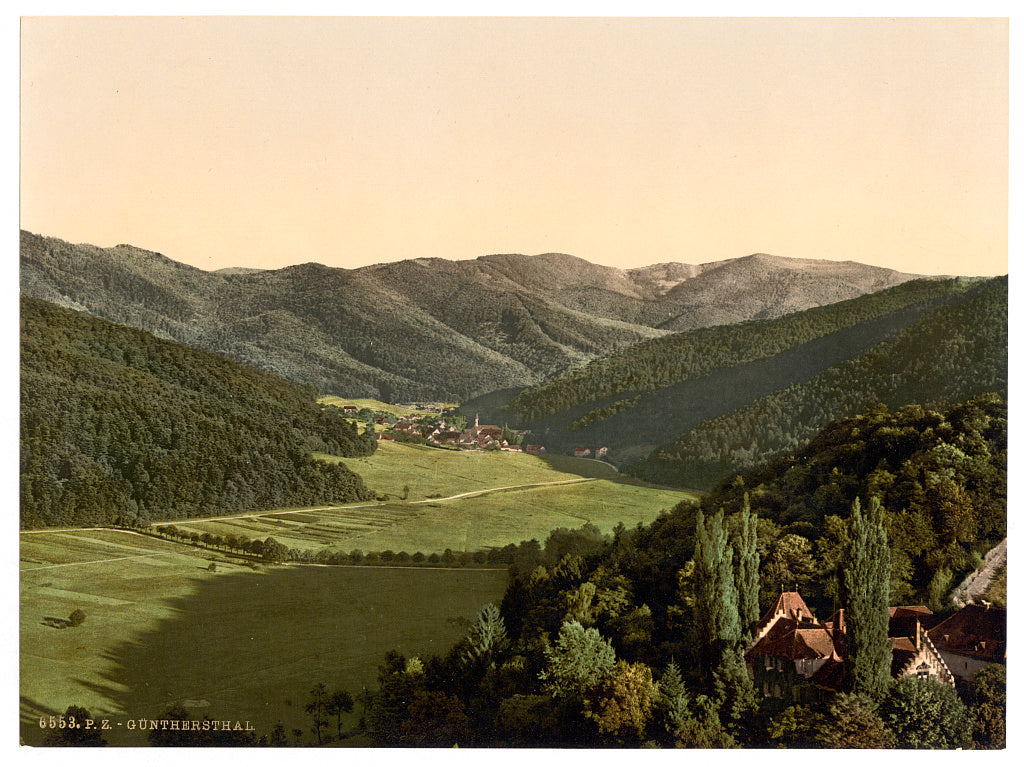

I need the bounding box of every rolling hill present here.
[20,230,929,402]
[458,276,1006,486]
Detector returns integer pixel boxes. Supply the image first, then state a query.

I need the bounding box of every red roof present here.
[747,617,837,661]
[751,591,815,638]
[927,604,1006,662]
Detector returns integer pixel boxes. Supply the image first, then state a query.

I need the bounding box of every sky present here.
[19,15,1009,276]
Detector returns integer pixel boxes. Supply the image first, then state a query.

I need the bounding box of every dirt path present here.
[408,477,592,504]
[953,537,1007,607]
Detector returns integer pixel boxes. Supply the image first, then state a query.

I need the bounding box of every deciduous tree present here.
[879,677,971,749]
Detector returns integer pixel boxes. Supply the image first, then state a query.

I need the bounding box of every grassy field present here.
[20,529,507,746]
[159,442,692,555]
[319,396,450,418]
[20,437,693,747]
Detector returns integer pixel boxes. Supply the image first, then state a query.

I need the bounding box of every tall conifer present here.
[842,496,892,699]
[735,493,760,639]
[694,509,741,674]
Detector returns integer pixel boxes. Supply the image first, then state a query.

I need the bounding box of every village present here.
[335,402,609,459]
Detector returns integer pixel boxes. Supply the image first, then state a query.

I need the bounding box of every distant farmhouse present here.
[573,446,609,459]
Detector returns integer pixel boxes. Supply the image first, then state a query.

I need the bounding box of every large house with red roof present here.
[927,602,1006,686]
[745,591,955,708]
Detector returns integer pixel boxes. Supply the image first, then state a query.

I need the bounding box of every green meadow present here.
[20,440,693,746]
[20,529,507,746]
[163,441,692,555]
[319,396,448,418]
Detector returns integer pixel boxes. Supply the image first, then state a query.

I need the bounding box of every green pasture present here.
[21,530,506,746]
[162,442,691,555]
[319,396,449,418]
[330,439,637,499]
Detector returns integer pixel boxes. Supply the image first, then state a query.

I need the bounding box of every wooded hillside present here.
[630,276,1007,488]
[20,296,376,529]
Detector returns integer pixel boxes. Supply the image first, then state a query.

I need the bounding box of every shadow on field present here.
[26,564,508,746]
[41,616,73,629]
[21,695,64,732]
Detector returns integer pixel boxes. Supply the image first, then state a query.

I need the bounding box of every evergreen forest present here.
[20,296,376,529]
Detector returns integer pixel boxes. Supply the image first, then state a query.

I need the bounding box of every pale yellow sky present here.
[20,16,1009,275]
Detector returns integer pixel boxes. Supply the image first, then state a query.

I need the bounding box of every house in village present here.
[574,447,591,458]
[745,591,955,709]
[427,427,463,446]
[460,415,504,448]
[596,446,609,459]
[525,444,546,455]
[927,602,1006,686]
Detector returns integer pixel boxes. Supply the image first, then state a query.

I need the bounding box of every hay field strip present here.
[19,442,691,561]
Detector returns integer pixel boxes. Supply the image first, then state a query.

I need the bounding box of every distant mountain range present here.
[20,231,933,402]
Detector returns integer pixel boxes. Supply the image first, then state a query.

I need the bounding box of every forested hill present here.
[460,277,1001,468]
[21,230,928,401]
[357,395,1005,747]
[502,278,976,421]
[20,296,376,530]
[629,276,1007,489]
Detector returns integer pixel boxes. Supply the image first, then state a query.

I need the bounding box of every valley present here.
[20,528,508,746]
[20,435,688,745]
[147,442,688,557]
[18,234,1007,748]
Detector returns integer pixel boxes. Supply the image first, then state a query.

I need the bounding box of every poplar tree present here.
[694,509,741,674]
[842,495,892,700]
[734,493,760,639]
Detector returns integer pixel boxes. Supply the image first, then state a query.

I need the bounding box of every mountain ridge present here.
[20,229,939,401]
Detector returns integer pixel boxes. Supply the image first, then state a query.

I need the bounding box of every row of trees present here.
[149,523,516,568]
